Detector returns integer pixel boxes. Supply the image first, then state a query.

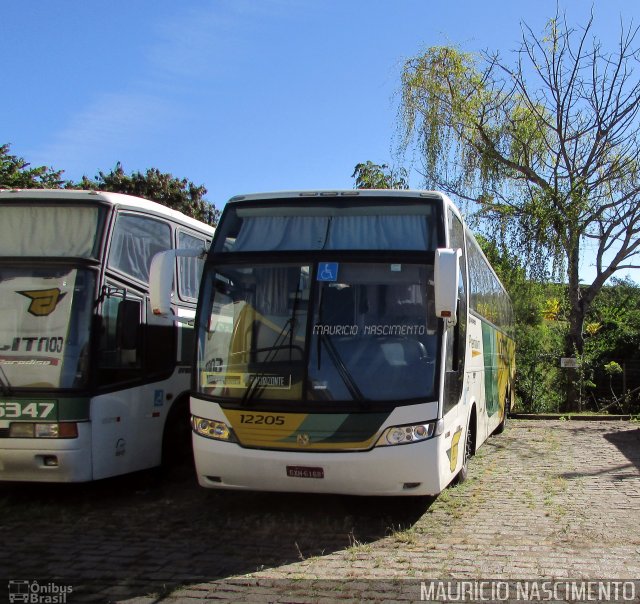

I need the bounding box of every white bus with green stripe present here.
[152,190,514,496]
[0,189,214,482]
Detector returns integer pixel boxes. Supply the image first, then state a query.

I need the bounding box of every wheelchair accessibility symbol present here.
[317,262,339,282]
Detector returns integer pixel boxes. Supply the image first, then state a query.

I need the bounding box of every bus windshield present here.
[0,267,95,390]
[0,204,104,258]
[197,262,439,404]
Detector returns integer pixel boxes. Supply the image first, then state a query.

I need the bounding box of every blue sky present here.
[2,0,640,282]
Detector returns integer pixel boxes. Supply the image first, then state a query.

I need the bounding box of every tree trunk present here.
[563,244,585,412]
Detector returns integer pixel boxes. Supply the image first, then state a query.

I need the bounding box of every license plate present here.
[286,465,324,479]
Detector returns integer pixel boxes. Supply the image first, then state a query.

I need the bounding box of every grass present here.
[389,525,420,545]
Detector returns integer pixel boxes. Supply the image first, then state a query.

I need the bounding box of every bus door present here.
[92,285,159,478]
[442,212,469,473]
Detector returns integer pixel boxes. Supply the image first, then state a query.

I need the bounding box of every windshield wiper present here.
[241,316,298,405]
[320,334,367,403]
[241,276,303,405]
[0,364,12,396]
[314,284,366,403]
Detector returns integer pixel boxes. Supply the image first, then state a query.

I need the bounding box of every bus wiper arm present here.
[242,277,303,405]
[241,316,297,405]
[320,334,366,403]
[0,364,12,396]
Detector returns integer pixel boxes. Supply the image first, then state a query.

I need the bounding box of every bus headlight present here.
[375,419,443,447]
[191,415,237,442]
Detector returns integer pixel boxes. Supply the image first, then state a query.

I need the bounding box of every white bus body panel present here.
[0,423,92,482]
[190,398,470,496]
[90,385,167,480]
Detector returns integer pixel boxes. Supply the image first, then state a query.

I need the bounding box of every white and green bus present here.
[0,189,214,482]
[152,190,514,496]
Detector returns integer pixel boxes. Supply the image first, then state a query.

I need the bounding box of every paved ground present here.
[0,420,639,603]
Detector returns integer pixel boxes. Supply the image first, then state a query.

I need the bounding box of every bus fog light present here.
[43,455,59,467]
[191,415,236,442]
[376,421,438,447]
[9,423,35,438]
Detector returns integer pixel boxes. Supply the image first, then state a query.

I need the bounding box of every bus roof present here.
[0,189,215,235]
[228,189,449,204]
[225,189,465,222]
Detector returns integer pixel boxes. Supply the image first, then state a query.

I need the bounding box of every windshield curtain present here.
[0,267,95,390]
[0,205,104,258]
[230,215,432,252]
[214,202,439,253]
[197,262,438,403]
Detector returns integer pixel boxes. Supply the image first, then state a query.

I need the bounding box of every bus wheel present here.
[161,397,193,474]
[456,418,474,485]
[494,389,510,435]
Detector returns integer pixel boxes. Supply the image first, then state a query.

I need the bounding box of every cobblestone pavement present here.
[1,420,639,603]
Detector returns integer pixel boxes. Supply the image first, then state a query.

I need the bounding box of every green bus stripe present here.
[314,412,391,444]
[481,322,499,416]
[0,397,90,421]
[279,412,391,444]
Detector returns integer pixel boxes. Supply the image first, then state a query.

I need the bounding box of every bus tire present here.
[494,388,511,435]
[161,396,193,472]
[456,411,475,485]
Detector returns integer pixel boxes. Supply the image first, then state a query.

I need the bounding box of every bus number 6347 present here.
[0,401,55,419]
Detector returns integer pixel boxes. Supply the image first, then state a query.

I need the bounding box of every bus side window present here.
[177,231,207,301]
[443,211,467,414]
[145,298,176,377]
[97,295,143,385]
[108,213,172,284]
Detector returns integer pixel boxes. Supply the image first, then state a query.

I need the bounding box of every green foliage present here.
[603,361,623,376]
[585,278,640,360]
[0,143,64,189]
[579,278,640,413]
[1,144,219,226]
[515,321,567,413]
[75,162,219,226]
[352,161,409,190]
[476,236,564,412]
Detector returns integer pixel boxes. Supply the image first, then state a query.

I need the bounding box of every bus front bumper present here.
[0,427,92,482]
[193,435,446,496]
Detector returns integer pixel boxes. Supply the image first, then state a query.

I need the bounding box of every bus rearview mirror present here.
[149,248,206,325]
[434,248,461,325]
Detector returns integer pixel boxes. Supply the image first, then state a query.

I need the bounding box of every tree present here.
[476,236,566,412]
[352,160,409,189]
[77,162,219,225]
[582,278,640,413]
[0,143,64,189]
[399,12,640,410]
